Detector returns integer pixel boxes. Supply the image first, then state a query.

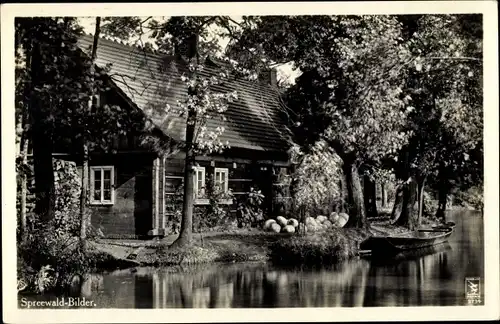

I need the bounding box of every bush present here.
[292,141,344,219]
[166,178,238,233]
[53,159,82,236]
[17,158,104,293]
[269,228,362,266]
[422,190,438,218]
[236,187,265,228]
[455,186,483,212]
[17,218,107,294]
[194,178,236,232]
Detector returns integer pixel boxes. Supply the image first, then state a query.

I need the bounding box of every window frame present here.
[214,167,229,193]
[193,166,206,201]
[89,165,115,205]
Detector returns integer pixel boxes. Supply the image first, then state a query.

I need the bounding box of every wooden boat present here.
[363,242,452,265]
[432,221,456,230]
[360,227,454,256]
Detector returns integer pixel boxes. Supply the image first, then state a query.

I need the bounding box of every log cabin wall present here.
[84,89,160,238]
[88,153,155,239]
[155,153,292,235]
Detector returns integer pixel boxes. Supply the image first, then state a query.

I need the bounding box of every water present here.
[19,210,484,308]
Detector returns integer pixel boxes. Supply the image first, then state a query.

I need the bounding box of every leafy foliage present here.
[236,187,265,228]
[400,15,483,186]
[17,217,106,294]
[176,63,238,154]
[229,16,411,160]
[270,228,370,266]
[292,141,343,216]
[53,159,82,236]
[166,178,238,233]
[194,176,236,232]
[455,186,483,211]
[227,16,413,227]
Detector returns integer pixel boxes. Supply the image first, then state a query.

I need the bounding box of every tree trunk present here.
[171,114,196,248]
[80,17,101,242]
[30,41,55,223]
[390,184,404,222]
[436,182,448,221]
[338,178,345,213]
[417,176,427,227]
[19,136,29,238]
[394,177,418,230]
[363,175,378,218]
[31,114,55,222]
[171,34,200,248]
[343,160,366,228]
[391,148,410,226]
[381,182,386,208]
[80,147,89,240]
[18,85,31,238]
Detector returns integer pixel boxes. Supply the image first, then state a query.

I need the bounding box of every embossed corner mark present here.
[465,277,481,305]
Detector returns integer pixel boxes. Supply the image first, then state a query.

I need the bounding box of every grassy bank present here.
[94,231,290,267]
[269,228,372,266]
[91,215,442,269]
[93,228,374,268]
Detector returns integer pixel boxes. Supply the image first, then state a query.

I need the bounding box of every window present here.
[193,166,206,199]
[89,93,101,110]
[214,168,229,193]
[90,166,114,205]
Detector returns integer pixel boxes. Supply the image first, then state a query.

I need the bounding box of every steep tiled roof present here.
[77,34,291,154]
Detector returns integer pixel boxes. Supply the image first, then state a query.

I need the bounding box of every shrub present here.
[422,190,438,218]
[269,228,361,266]
[455,186,483,212]
[166,177,238,233]
[53,159,82,236]
[17,218,107,294]
[236,187,265,228]
[194,177,236,232]
[291,141,344,219]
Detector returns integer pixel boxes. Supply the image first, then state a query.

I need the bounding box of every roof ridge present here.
[81,31,167,56]
[80,32,278,92]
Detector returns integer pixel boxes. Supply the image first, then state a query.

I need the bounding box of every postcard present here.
[2,1,499,323]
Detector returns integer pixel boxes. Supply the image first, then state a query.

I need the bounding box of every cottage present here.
[43,34,293,238]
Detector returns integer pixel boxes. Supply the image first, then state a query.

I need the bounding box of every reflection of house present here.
[150,272,235,308]
[36,34,292,238]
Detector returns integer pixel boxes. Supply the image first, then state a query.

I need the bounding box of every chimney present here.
[258,68,278,88]
[174,33,199,60]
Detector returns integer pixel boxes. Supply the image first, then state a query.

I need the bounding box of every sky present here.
[78,17,299,84]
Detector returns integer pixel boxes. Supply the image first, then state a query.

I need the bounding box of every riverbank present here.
[76,215,445,280]
[92,224,398,268]
[93,230,289,267]
[19,220,437,294]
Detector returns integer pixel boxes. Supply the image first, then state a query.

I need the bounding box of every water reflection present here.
[18,211,484,308]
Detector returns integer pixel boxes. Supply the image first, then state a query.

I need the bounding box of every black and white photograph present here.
[2,2,499,323]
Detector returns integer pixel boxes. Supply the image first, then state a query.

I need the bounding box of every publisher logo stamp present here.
[465,277,481,305]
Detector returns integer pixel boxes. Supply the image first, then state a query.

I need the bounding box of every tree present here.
[228,16,411,228]
[79,17,101,242]
[15,28,33,238]
[144,17,239,247]
[392,14,483,227]
[15,17,141,237]
[15,18,90,223]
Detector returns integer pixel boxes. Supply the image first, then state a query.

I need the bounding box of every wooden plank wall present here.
[162,154,291,233]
